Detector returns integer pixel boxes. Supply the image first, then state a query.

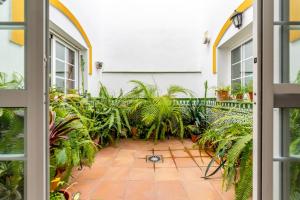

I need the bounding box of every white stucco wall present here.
[56,0,245,97]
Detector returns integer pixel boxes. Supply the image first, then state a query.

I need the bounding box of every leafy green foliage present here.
[0,161,24,200]
[198,110,253,200]
[126,80,191,142]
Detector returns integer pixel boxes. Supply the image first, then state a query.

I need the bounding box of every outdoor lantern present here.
[231,10,243,29]
[0,0,7,5]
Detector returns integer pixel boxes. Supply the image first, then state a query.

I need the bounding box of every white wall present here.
[101,72,216,97]
[58,0,244,97]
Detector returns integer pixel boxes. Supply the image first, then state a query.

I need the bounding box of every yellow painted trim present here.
[290,0,300,42]
[212,0,253,74]
[50,0,93,75]
[11,0,25,46]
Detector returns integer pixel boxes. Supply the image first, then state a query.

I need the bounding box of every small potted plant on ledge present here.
[245,81,253,101]
[231,83,245,101]
[215,86,231,101]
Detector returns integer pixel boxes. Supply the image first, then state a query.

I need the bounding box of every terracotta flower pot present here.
[235,94,244,101]
[248,92,253,101]
[131,127,138,136]
[191,134,199,143]
[59,189,71,200]
[216,90,229,101]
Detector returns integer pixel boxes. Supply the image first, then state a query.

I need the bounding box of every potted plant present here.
[231,83,245,101]
[215,86,230,101]
[245,81,253,101]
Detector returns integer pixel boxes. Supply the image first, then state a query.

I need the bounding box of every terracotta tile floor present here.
[68,139,234,200]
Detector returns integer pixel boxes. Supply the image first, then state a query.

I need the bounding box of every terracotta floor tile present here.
[155,181,189,200]
[124,180,156,200]
[155,158,176,168]
[69,139,233,200]
[135,150,152,158]
[209,179,235,200]
[178,167,203,180]
[76,167,108,181]
[90,181,126,200]
[182,180,222,200]
[128,168,155,181]
[102,167,132,181]
[155,168,180,181]
[112,157,135,167]
[172,150,189,157]
[133,158,154,168]
[97,147,119,158]
[175,158,198,168]
[153,150,171,158]
[69,179,100,200]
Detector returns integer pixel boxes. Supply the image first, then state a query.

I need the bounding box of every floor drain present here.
[146,155,163,163]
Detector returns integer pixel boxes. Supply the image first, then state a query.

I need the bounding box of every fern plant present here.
[127,80,191,142]
[93,84,131,144]
[198,109,253,200]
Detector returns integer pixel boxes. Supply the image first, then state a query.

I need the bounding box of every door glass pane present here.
[231,47,241,64]
[55,60,65,78]
[0,0,25,22]
[0,108,24,154]
[55,41,65,61]
[0,29,25,89]
[55,78,65,91]
[273,108,300,200]
[67,64,74,80]
[244,59,253,75]
[67,49,75,65]
[0,161,24,199]
[67,80,75,91]
[244,40,253,59]
[232,63,241,79]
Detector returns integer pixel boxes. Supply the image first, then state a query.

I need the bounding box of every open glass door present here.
[255,0,300,199]
[0,0,47,199]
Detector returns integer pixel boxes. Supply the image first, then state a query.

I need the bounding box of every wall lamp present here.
[230,10,243,29]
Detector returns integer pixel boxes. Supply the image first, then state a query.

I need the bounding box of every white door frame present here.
[254,0,300,199]
[0,0,47,199]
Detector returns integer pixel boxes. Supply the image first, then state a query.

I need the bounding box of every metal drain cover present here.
[146,155,163,163]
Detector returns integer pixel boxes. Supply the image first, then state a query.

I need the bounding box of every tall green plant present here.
[95,84,131,143]
[127,80,191,142]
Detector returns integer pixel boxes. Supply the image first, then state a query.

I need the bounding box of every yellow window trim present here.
[290,0,300,42]
[11,0,25,46]
[50,0,93,75]
[212,0,253,74]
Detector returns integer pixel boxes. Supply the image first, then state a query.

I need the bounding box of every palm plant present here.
[198,110,253,200]
[127,80,191,142]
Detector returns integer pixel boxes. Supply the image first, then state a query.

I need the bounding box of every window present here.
[51,36,79,93]
[231,40,253,89]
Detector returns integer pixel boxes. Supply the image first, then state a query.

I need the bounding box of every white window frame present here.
[231,39,254,87]
[51,35,79,93]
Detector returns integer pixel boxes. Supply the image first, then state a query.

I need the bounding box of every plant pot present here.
[235,94,244,101]
[59,189,71,200]
[191,134,200,143]
[50,177,61,192]
[248,92,253,101]
[216,90,229,101]
[131,127,138,136]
